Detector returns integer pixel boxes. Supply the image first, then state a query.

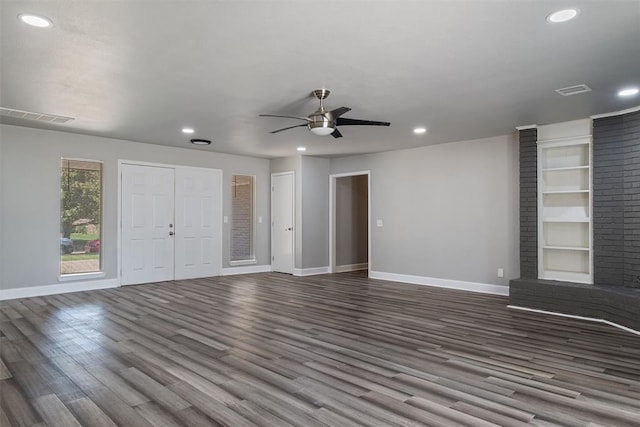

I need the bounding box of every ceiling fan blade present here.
[269,123,308,134]
[336,117,390,127]
[330,107,352,118]
[260,114,311,122]
[331,128,343,138]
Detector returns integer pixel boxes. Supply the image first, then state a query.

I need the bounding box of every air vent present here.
[0,107,74,124]
[555,84,592,96]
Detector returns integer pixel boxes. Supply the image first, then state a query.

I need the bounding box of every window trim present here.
[58,271,106,282]
[230,173,256,263]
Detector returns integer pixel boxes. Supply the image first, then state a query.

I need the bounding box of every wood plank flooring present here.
[2,271,640,426]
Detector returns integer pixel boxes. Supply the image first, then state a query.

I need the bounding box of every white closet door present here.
[174,167,221,280]
[121,164,175,285]
[271,172,294,274]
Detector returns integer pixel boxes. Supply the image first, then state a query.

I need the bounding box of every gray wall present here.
[1,124,271,290]
[336,175,368,266]
[300,156,330,269]
[330,134,520,286]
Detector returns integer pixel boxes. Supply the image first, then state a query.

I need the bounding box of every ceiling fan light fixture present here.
[260,88,390,139]
[310,126,335,136]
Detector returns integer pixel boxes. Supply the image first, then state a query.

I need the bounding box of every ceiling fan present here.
[260,89,390,138]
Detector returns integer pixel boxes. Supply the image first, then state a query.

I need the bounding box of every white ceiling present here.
[1,1,639,159]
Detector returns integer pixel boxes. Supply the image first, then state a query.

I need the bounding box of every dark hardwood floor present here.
[2,271,640,426]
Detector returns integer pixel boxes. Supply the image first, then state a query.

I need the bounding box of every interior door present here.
[121,164,175,285]
[272,172,294,274]
[174,167,221,280]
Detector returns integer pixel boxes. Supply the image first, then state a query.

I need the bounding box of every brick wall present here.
[511,113,640,331]
[519,128,538,278]
[593,109,640,288]
[623,111,640,288]
[592,115,625,286]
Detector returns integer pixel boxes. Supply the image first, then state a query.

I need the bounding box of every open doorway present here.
[329,171,370,274]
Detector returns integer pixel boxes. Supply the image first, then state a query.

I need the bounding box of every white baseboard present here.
[335,263,368,273]
[293,267,330,276]
[0,278,120,301]
[369,271,509,296]
[508,305,640,337]
[221,265,272,276]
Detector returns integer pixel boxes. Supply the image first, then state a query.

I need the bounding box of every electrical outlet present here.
[497,268,504,278]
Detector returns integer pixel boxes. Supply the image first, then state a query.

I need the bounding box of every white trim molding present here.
[369,271,509,296]
[516,124,537,130]
[293,267,330,276]
[590,104,640,119]
[229,259,257,267]
[335,263,368,273]
[0,278,119,301]
[508,305,640,337]
[58,271,106,282]
[221,265,272,276]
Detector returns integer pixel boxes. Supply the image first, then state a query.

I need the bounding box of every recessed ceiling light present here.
[413,127,427,134]
[618,87,639,97]
[18,13,52,28]
[190,138,211,145]
[546,9,579,23]
[182,127,195,134]
[297,147,307,152]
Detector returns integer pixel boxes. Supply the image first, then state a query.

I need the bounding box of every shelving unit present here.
[538,136,592,283]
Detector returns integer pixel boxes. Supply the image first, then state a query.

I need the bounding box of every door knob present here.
[286,227,293,231]
[169,231,174,236]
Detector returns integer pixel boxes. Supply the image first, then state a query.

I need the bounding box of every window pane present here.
[231,175,255,261]
[60,159,102,274]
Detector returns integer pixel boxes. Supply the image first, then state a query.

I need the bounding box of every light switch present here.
[497,268,504,278]
[376,219,383,227]
[223,216,228,223]
[258,216,263,224]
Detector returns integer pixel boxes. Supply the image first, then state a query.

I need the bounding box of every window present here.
[231,174,255,264]
[60,159,103,275]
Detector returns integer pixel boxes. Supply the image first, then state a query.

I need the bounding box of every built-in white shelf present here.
[543,246,590,251]
[538,135,592,284]
[542,190,589,194]
[543,218,589,223]
[542,166,589,172]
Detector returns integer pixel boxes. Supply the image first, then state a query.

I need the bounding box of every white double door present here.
[121,163,221,285]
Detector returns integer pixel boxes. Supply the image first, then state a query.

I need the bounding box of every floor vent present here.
[555,84,592,96]
[0,107,74,123]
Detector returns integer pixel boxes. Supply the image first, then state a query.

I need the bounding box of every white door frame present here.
[117,160,223,285]
[271,171,295,273]
[329,171,371,274]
